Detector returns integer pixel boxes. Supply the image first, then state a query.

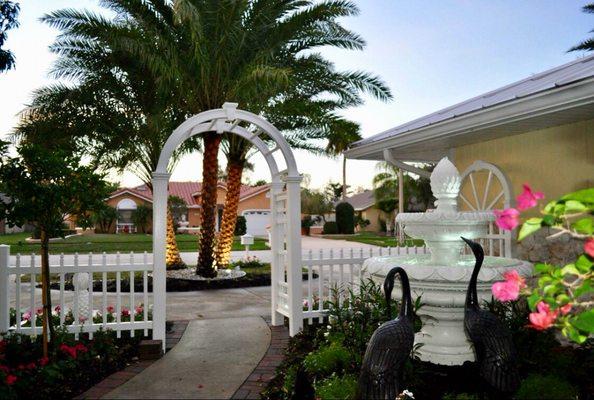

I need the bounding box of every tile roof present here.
[352,53,594,149]
[110,182,269,207]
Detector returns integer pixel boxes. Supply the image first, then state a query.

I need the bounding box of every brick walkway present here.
[231,318,289,400]
[75,320,190,399]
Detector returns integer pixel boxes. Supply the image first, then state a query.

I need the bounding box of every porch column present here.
[151,172,170,352]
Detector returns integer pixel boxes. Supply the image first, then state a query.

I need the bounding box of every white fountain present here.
[362,157,532,366]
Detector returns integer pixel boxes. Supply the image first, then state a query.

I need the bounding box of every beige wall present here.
[106,194,152,233]
[454,119,594,210]
[359,207,383,232]
[237,191,269,214]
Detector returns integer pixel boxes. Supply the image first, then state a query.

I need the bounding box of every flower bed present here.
[262,279,593,400]
[0,328,144,399]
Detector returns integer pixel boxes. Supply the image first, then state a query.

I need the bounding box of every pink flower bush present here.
[516,184,544,211]
[491,269,526,302]
[529,301,558,330]
[494,208,520,230]
[585,237,594,258]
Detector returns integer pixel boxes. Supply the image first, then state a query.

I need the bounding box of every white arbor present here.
[151,103,303,348]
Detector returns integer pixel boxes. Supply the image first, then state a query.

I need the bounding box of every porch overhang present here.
[345,77,594,164]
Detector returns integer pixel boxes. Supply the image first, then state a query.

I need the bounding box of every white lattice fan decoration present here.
[459,161,513,258]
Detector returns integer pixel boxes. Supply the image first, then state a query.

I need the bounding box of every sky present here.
[0,0,592,190]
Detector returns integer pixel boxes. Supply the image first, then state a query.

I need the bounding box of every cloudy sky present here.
[0,1,592,190]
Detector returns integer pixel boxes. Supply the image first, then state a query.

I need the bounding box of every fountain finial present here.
[430,157,461,213]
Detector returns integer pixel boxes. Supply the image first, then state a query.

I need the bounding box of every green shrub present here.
[304,343,352,377]
[322,221,338,234]
[443,393,480,400]
[234,215,247,236]
[315,373,358,400]
[516,374,578,400]
[335,202,355,234]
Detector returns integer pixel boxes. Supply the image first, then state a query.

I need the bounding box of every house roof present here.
[346,54,594,162]
[109,181,270,207]
[341,190,376,211]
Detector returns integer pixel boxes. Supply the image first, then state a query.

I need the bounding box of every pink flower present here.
[38,357,49,367]
[5,374,17,385]
[36,308,43,316]
[516,184,544,211]
[121,308,130,317]
[560,303,572,315]
[54,305,61,313]
[79,316,87,323]
[106,306,115,314]
[135,305,144,315]
[492,281,520,301]
[60,344,77,359]
[494,208,520,231]
[492,269,525,302]
[529,301,558,330]
[22,310,31,321]
[503,270,526,289]
[585,237,594,258]
[303,299,308,308]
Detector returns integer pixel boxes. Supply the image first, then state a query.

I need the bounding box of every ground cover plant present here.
[263,279,593,400]
[0,233,268,255]
[321,231,424,248]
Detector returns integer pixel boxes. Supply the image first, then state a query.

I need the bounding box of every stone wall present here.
[517,228,584,266]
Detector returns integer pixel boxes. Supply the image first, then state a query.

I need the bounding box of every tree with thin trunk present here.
[570,3,594,52]
[325,123,362,201]
[0,141,112,358]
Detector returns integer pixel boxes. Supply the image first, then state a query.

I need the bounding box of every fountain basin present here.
[362,254,532,366]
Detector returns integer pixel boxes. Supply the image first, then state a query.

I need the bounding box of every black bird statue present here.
[358,267,414,400]
[462,237,520,394]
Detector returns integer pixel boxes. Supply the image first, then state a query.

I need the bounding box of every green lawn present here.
[320,232,424,248]
[0,233,268,255]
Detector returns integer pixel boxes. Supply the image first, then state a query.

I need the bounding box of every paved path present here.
[104,317,270,399]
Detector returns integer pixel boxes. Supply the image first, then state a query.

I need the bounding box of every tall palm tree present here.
[325,122,362,201]
[40,0,392,276]
[14,11,193,269]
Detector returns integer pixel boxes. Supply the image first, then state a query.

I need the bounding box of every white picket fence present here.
[0,245,155,340]
[300,246,429,322]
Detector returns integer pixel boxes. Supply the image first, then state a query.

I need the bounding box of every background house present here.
[341,190,382,232]
[107,182,271,235]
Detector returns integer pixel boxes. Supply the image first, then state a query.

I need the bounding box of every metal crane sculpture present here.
[358,267,414,400]
[462,237,520,394]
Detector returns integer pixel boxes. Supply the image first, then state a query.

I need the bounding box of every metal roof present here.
[351,54,594,152]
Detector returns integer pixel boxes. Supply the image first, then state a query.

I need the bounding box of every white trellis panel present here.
[459,160,513,258]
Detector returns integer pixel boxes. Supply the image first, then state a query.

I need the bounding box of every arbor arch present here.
[151,103,303,348]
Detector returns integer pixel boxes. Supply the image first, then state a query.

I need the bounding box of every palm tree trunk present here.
[342,155,347,201]
[215,159,244,268]
[197,132,222,277]
[166,208,185,269]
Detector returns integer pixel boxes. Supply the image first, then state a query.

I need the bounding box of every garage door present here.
[242,209,271,236]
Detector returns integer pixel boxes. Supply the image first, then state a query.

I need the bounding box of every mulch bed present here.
[74,320,190,400]
[232,317,290,400]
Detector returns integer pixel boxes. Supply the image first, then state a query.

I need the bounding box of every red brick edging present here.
[231,317,289,400]
[75,320,190,400]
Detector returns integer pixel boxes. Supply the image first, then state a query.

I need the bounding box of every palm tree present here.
[39,0,392,276]
[570,3,594,52]
[325,122,362,201]
[14,10,194,269]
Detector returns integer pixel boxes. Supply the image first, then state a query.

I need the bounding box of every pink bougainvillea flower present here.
[5,374,17,385]
[0,365,10,373]
[54,305,61,313]
[38,357,49,367]
[106,305,115,314]
[121,308,130,317]
[0,340,6,354]
[135,305,144,315]
[492,280,520,301]
[516,184,544,211]
[503,270,526,289]
[560,303,572,315]
[585,237,594,258]
[22,310,31,321]
[529,301,558,330]
[494,208,520,231]
[60,344,78,359]
[74,343,87,354]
